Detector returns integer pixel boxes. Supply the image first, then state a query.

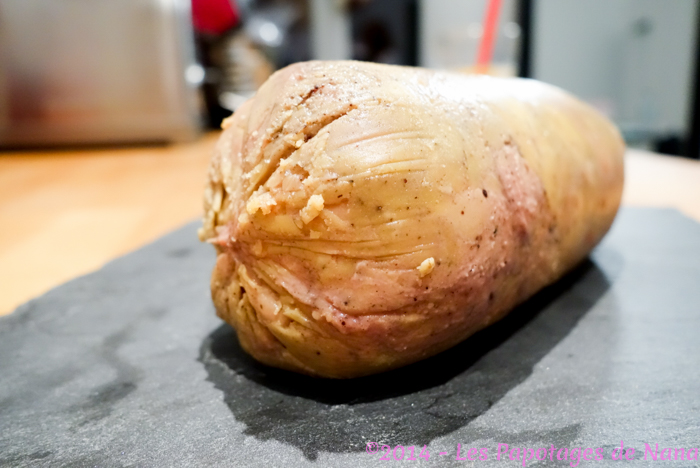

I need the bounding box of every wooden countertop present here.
[1,135,699,316]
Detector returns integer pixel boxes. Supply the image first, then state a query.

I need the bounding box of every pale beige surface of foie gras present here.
[199,61,625,378]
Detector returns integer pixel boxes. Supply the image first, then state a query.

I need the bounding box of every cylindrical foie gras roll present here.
[199,61,624,378]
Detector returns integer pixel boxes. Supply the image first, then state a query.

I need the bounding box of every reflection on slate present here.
[199,261,605,460]
[1,208,700,468]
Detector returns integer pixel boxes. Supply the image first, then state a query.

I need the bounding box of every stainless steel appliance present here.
[0,0,201,147]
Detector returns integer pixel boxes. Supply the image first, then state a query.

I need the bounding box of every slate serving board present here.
[1,207,699,468]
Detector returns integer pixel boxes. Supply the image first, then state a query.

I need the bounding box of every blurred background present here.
[0,0,699,157]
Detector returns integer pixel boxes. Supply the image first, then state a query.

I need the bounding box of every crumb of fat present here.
[252,240,264,256]
[246,192,277,215]
[309,230,321,239]
[418,257,436,277]
[300,194,325,224]
[238,212,251,227]
[211,184,224,212]
[309,194,325,211]
[295,139,304,148]
[221,115,236,130]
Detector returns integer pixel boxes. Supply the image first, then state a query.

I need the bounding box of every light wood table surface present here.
[1,137,699,316]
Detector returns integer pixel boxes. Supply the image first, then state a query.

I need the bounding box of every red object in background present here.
[476,0,503,71]
[192,0,240,36]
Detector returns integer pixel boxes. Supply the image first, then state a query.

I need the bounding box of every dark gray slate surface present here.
[1,207,699,468]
